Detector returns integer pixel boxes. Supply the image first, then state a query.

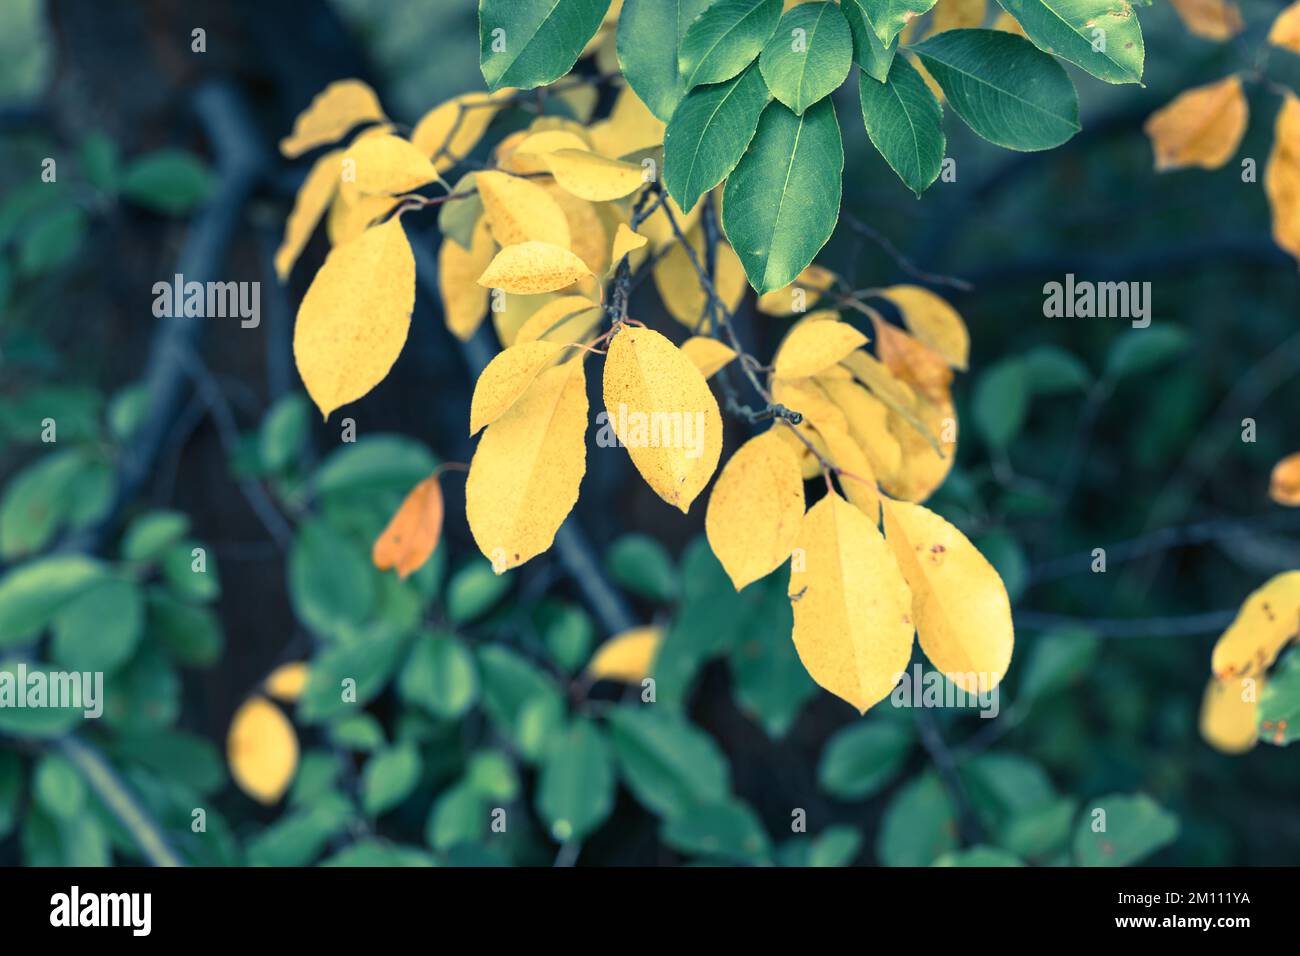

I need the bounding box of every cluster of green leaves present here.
[478,0,1146,292]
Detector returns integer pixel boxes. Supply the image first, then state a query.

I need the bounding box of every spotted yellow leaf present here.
[514,295,604,345]
[372,473,444,579]
[869,312,953,404]
[543,149,646,201]
[411,89,515,172]
[466,360,589,571]
[474,170,572,248]
[788,491,915,714]
[439,217,496,340]
[294,215,414,418]
[275,149,342,281]
[342,134,443,197]
[470,340,567,435]
[1211,571,1300,678]
[820,377,903,487]
[326,191,403,247]
[882,498,1013,694]
[706,430,805,589]
[587,626,664,682]
[479,242,592,295]
[1144,75,1249,172]
[227,696,298,804]
[602,327,723,512]
[280,79,386,158]
[879,285,969,370]
[1200,675,1260,754]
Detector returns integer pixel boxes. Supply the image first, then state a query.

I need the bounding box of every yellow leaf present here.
[411,89,514,173]
[610,223,649,267]
[756,264,837,315]
[1211,571,1300,678]
[280,79,386,158]
[342,134,442,197]
[652,226,746,327]
[638,191,702,249]
[788,491,915,713]
[478,241,592,295]
[882,498,1013,694]
[1171,0,1244,41]
[926,0,987,37]
[470,340,567,434]
[439,218,496,340]
[602,327,723,512]
[543,149,647,201]
[508,129,592,174]
[870,312,953,404]
[774,421,824,480]
[515,295,603,345]
[587,626,664,682]
[589,84,665,157]
[326,191,402,247]
[773,319,868,379]
[878,285,969,370]
[466,360,588,571]
[372,474,444,578]
[1269,451,1300,506]
[227,696,298,804]
[294,216,414,418]
[681,336,737,379]
[820,377,903,487]
[773,378,848,437]
[275,149,342,281]
[1199,675,1260,754]
[1271,2,1300,53]
[705,430,805,589]
[474,170,572,248]
[817,423,881,521]
[1266,94,1300,265]
[1144,75,1249,172]
[543,183,609,275]
[883,384,956,503]
[264,663,309,703]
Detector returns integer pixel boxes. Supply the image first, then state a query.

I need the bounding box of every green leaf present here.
[1259,646,1300,746]
[0,753,23,839]
[858,0,938,45]
[995,0,1144,84]
[759,2,852,115]
[299,631,409,724]
[664,62,771,214]
[679,0,782,90]
[425,781,486,851]
[81,131,120,194]
[161,539,220,603]
[120,509,190,563]
[477,645,565,762]
[606,533,680,603]
[1072,793,1179,866]
[33,754,85,819]
[818,719,912,799]
[320,840,436,867]
[779,824,863,866]
[438,173,484,249]
[479,0,612,91]
[607,707,730,818]
[1104,325,1189,380]
[933,846,1025,866]
[51,577,143,674]
[973,356,1030,450]
[730,575,815,738]
[1001,796,1077,859]
[18,205,86,276]
[259,393,311,473]
[289,519,375,641]
[120,149,213,214]
[618,0,714,121]
[0,556,105,647]
[910,29,1080,151]
[329,713,386,751]
[0,449,93,559]
[465,750,520,800]
[1022,344,1092,394]
[146,591,223,667]
[722,97,842,293]
[662,797,771,863]
[102,646,179,732]
[362,744,422,816]
[312,434,437,500]
[537,600,594,672]
[842,0,898,82]
[877,772,958,866]
[858,54,944,197]
[399,632,479,719]
[247,793,353,866]
[1019,627,1099,702]
[537,719,615,842]
[112,730,226,796]
[447,560,512,623]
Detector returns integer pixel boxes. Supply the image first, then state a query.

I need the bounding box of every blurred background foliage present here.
[0,0,1297,867]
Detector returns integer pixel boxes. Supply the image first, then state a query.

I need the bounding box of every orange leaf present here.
[372,474,444,578]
